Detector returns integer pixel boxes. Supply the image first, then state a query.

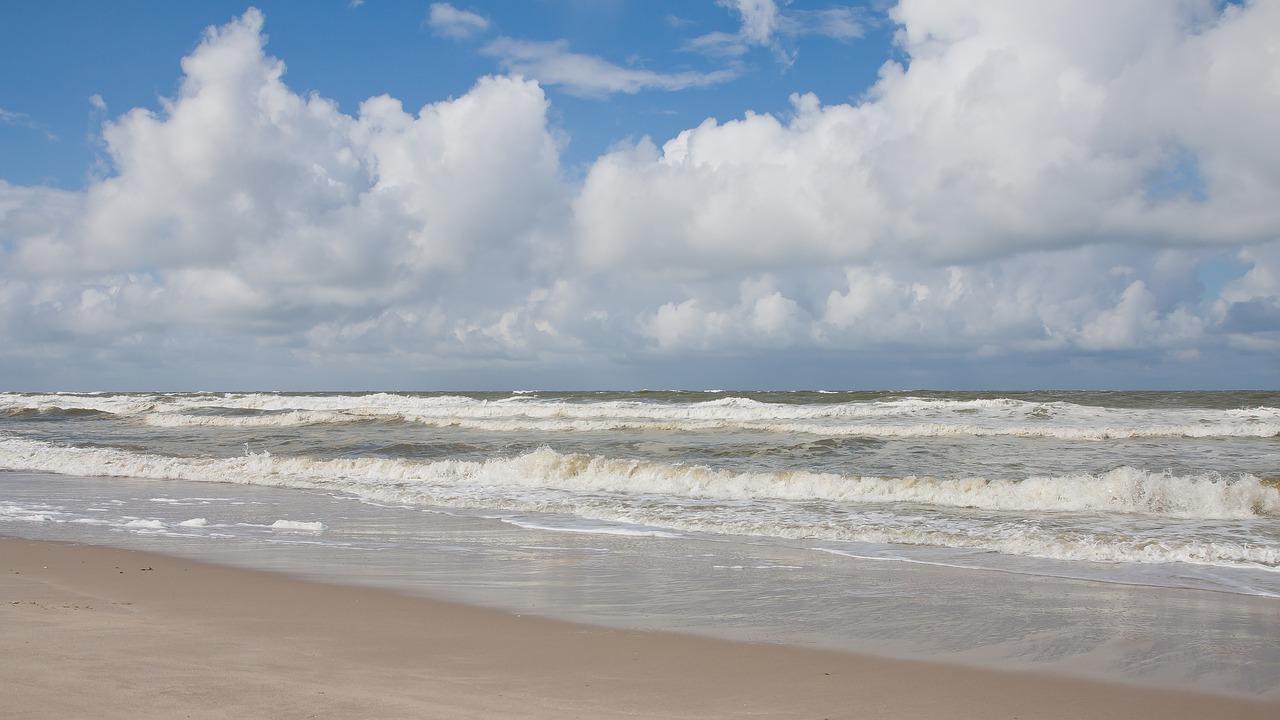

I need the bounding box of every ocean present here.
[2,390,1279,693]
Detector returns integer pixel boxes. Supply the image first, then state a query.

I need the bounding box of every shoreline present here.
[4,536,1278,719]
[4,466,1279,699]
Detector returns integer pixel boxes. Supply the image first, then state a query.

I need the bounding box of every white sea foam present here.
[140,410,359,428]
[178,518,209,527]
[123,519,165,529]
[0,393,160,416]
[0,501,57,522]
[134,413,1280,439]
[500,517,683,538]
[1,436,1275,519]
[3,392,1278,439]
[3,435,1278,570]
[517,545,611,553]
[270,519,325,532]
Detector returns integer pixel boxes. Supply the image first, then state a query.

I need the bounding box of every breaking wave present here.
[3,434,1280,572]
[2,435,1275,518]
[2,392,1278,439]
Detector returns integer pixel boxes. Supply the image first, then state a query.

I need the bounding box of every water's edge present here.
[4,470,1277,700]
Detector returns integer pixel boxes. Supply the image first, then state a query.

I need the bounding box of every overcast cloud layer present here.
[2,1,1278,389]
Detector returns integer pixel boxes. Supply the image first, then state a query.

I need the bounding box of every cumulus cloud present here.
[482,38,735,98]
[1,9,568,383]
[582,0,1280,270]
[643,276,807,351]
[428,3,490,40]
[1,3,1278,388]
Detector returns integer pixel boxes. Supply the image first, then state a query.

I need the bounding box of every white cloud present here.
[644,299,728,351]
[1,9,567,376]
[482,38,735,98]
[428,3,490,40]
[617,244,1223,360]
[694,1,865,63]
[2,3,1279,387]
[639,276,808,351]
[580,0,1280,271]
[785,7,864,41]
[0,107,56,140]
[721,0,780,45]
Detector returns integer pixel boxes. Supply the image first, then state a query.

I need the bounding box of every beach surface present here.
[3,537,1276,720]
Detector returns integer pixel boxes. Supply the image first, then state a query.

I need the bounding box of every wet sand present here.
[2,537,1276,719]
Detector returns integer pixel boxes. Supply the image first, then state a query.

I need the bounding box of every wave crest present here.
[0,436,1274,519]
[3,392,1278,439]
[3,436,1277,570]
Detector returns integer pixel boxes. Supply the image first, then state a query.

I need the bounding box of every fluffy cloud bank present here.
[582,0,1280,268]
[1,2,1278,388]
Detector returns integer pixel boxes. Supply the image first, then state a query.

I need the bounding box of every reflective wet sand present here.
[4,470,1277,698]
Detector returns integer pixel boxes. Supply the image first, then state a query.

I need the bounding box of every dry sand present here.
[2,536,1276,719]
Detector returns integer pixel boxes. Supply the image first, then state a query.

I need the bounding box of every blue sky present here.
[1,1,1278,389]
[1,1,893,187]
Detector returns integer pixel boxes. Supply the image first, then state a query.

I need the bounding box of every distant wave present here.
[0,407,113,420]
[2,436,1278,571]
[3,392,1278,439]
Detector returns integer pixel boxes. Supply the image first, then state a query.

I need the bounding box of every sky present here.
[0,0,1277,390]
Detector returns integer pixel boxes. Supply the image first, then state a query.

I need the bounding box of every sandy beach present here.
[2,537,1275,720]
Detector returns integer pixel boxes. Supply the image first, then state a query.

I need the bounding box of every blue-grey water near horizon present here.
[2,390,1279,696]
